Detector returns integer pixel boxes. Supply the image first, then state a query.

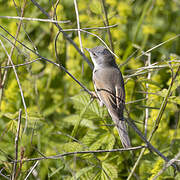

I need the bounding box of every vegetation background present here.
[0,0,179,179]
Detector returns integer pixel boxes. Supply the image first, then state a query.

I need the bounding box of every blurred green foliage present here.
[0,0,179,179]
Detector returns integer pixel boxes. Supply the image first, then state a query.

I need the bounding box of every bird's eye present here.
[92,52,96,56]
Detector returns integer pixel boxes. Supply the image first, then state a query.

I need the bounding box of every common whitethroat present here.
[86,46,131,148]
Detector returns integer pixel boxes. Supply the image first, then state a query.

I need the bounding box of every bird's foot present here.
[90,91,98,99]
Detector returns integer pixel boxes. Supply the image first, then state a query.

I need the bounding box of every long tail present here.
[108,109,131,148]
[114,118,131,148]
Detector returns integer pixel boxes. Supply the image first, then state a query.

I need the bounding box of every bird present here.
[85,46,131,148]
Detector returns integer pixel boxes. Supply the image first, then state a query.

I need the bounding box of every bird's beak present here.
[84,48,91,52]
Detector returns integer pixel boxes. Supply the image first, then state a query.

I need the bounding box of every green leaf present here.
[101,162,118,179]
[71,93,107,120]
[62,115,96,129]
[93,162,118,180]
[89,1,101,14]
[168,96,180,105]
[61,142,83,153]
[139,78,162,87]
[1,112,19,120]
[72,166,94,180]
[90,132,115,151]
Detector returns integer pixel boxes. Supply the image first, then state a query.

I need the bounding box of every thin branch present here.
[30,0,93,69]
[125,115,173,164]
[126,98,148,104]
[145,53,151,137]
[123,34,180,67]
[12,146,144,163]
[100,0,114,51]
[127,60,180,72]
[12,109,22,180]
[0,16,70,23]
[0,58,41,69]
[79,29,118,59]
[136,34,180,59]
[73,0,83,52]
[81,24,118,30]
[152,151,180,180]
[149,65,180,139]
[0,39,28,133]
[124,63,179,78]
[24,161,39,180]
[1,0,28,133]
[0,25,92,96]
[0,169,10,180]
[73,0,84,73]
[127,65,180,179]
[48,24,118,32]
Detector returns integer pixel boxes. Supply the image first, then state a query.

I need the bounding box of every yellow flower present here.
[142,25,156,35]
[156,0,165,7]
[117,2,132,17]
[106,0,117,7]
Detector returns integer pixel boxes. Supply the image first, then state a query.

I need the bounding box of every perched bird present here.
[86,46,131,148]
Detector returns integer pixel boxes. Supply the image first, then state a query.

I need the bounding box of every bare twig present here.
[100,0,114,51]
[124,63,179,79]
[137,34,180,60]
[152,151,180,180]
[81,24,118,30]
[24,161,39,180]
[1,0,28,133]
[50,24,118,31]
[127,60,180,72]
[149,65,180,139]
[30,0,93,69]
[79,29,118,59]
[12,109,22,180]
[0,25,92,96]
[127,65,180,179]
[0,168,10,180]
[145,53,151,137]
[126,98,148,104]
[15,147,25,179]
[53,27,117,59]
[0,16,70,23]
[12,146,144,163]
[0,39,28,133]
[73,0,84,73]
[123,34,180,67]
[125,115,174,164]
[0,58,41,69]
[73,0,83,52]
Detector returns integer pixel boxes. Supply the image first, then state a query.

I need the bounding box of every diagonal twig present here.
[127,65,180,179]
[0,39,28,133]
[24,161,39,180]
[12,109,22,180]
[30,0,93,69]
[0,25,92,96]
[152,151,180,180]
[0,0,28,133]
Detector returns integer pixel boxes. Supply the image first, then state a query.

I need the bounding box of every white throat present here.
[90,54,103,70]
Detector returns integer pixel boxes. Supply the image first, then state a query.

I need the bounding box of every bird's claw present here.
[90,91,98,99]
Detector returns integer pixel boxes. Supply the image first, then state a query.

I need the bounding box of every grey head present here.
[85,46,117,69]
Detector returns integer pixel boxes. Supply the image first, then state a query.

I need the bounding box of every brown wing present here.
[115,70,125,110]
[93,67,125,115]
[93,67,130,147]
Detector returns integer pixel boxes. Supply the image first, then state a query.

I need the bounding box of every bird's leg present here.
[90,91,98,99]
